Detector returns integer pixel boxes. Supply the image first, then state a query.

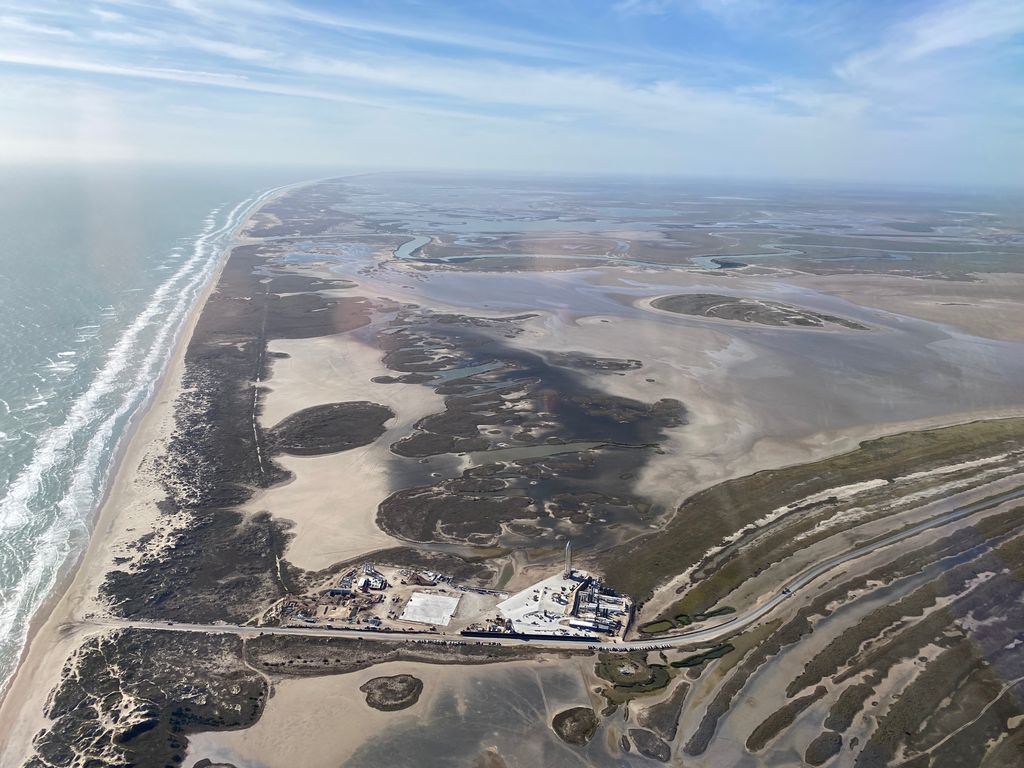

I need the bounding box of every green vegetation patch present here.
[600,417,1024,605]
[359,674,423,712]
[638,620,674,634]
[595,652,672,704]
[638,607,735,634]
[671,643,735,668]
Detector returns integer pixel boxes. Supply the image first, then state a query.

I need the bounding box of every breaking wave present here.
[0,184,286,696]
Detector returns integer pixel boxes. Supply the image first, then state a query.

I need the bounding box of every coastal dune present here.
[5,176,1024,767]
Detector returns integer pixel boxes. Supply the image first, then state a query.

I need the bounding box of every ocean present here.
[0,165,300,693]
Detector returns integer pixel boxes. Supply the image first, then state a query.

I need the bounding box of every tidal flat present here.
[4,174,1024,768]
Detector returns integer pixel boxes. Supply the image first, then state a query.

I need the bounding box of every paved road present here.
[92,484,1024,653]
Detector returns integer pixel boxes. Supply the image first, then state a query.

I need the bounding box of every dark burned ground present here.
[104,508,297,623]
[383,310,683,456]
[102,224,584,624]
[546,351,642,373]
[627,729,671,762]
[551,707,598,746]
[378,450,660,547]
[156,241,374,512]
[651,292,868,330]
[269,401,393,455]
[30,180,1024,768]
[339,545,497,584]
[359,674,423,711]
[637,682,689,741]
[243,180,363,238]
[27,629,565,768]
[245,632,557,674]
[375,308,685,549]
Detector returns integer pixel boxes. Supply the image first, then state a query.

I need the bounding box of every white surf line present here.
[0,182,294,696]
[0,210,219,525]
[51,192,272,529]
[0,206,232,688]
[0,181,289,524]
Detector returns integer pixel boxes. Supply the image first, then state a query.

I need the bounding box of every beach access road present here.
[86,483,1024,653]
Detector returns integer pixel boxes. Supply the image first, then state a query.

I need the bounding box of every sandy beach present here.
[0,292,201,763]
[7,176,1024,768]
[0,187,297,763]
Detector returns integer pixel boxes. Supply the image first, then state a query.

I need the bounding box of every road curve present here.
[92,484,1024,653]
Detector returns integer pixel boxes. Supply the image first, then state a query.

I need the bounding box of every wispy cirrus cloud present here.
[838,0,1024,82]
[0,48,517,122]
[0,14,75,38]
[183,37,273,64]
[0,0,1020,184]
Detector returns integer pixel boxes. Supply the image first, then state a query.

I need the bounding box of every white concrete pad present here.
[496,573,581,634]
[400,592,461,626]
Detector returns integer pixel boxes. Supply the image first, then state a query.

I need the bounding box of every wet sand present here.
[214,242,1024,618]
[0,237,229,763]
[791,272,1024,342]
[0,186,306,762]
[252,332,446,570]
[188,662,414,768]
[188,659,621,768]
[8,178,1024,767]
[498,282,1024,523]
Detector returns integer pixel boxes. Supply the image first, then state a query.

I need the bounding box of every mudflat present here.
[6,175,1024,768]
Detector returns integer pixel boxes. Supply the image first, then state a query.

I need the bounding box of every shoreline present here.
[6,176,1024,766]
[0,182,300,763]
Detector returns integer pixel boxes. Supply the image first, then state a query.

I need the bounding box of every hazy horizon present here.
[1,0,1022,188]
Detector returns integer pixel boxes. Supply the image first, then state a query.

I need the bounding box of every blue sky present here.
[0,0,1021,185]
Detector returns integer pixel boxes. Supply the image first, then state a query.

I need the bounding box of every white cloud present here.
[91,29,159,46]
[0,14,75,38]
[0,49,514,122]
[89,8,125,24]
[184,37,273,63]
[0,0,1019,184]
[613,0,675,15]
[167,0,586,62]
[839,0,1024,82]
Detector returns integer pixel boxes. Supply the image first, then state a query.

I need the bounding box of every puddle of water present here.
[467,441,607,464]
[430,360,505,382]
